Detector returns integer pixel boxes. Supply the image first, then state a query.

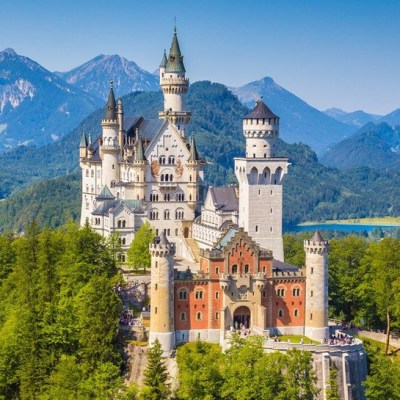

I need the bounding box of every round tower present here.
[159,27,191,132]
[304,231,329,341]
[101,81,120,188]
[242,100,279,159]
[234,100,289,261]
[149,232,176,353]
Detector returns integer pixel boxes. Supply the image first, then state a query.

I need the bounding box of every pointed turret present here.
[160,49,167,68]
[135,136,146,162]
[188,135,200,162]
[166,27,186,73]
[79,132,88,158]
[79,132,88,148]
[104,80,117,120]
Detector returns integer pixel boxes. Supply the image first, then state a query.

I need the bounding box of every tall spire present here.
[135,135,146,162]
[79,131,88,148]
[104,80,116,120]
[188,135,200,162]
[160,49,167,68]
[166,27,186,73]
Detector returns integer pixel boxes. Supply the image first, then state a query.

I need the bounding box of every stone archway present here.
[233,306,251,329]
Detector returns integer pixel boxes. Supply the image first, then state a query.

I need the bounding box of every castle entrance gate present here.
[233,306,251,329]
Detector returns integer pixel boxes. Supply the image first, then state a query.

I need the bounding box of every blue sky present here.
[1,0,399,114]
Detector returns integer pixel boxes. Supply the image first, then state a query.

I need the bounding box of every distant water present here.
[284,223,400,233]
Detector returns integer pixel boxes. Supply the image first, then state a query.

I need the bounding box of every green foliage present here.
[176,338,317,400]
[325,362,340,400]
[176,341,223,400]
[141,339,171,400]
[127,222,155,272]
[328,235,368,322]
[364,353,400,400]
[0,223,124,399]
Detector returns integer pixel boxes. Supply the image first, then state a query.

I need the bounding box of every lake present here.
[284,223,400,234]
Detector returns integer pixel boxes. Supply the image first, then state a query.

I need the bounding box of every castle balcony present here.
[101,145,120,152]
[253,272,267,289]
[219,273,230,291]
[158,181,177,188]
[234,273,251,288]
[161,77,189,85]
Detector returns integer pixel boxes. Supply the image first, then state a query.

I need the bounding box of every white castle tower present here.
[304,231,329,341]
[159,26,191,136]
[234,101,289,261]
[100,81,120,188]
[149,232,176,353]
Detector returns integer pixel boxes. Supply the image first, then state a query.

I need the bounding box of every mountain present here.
[0,48,100,151]
[324,107,382,128]
[379,108,400,127]
[320,122,400,170]
[56,54,160,101]
[231,77,355,154]
[1,81,400,232]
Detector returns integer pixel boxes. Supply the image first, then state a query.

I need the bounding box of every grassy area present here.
[276,335,319,344]
[359,336,400,364]
[299,217,400,226]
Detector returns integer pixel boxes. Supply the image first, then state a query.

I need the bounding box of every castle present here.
[80,29,369,399]
[79,28,330,352]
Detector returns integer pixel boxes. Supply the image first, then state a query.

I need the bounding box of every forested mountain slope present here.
[1,81,400,231]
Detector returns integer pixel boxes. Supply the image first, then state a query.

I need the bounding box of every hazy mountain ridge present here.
[324,107,382,128]
[0,48,101,150]
[56,54,160,101]
[232,77,355,154]
[321,122,400,170]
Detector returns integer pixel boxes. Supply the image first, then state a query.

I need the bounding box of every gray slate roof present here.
[311,230,324,242]
[92,199,144,216]
[272,259,299,272]
[244,100,278,119]
[210,186,238,212]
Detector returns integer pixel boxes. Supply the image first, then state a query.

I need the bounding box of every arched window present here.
[278,309,284,318]
[86,169,89,177]
[244,265,249,274]
[249,167,258,184]
[175,208,184,220]
[195,290,204,300]
[292,287,301,297]
[164,209,170,220]
[178,289,188,300]
[294,309,299,318]
[168,156,175,164]
[231,265,238,274]
[196,312,202,320]
[159,156,166,165]
[150,209,159,220]
[122,238,126,245]
[276,288,285,297]
[180,312,186,321]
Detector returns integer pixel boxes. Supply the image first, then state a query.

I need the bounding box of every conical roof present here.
[159,231,170,245]
[244,100,278,119]
[79,132,88,148]
[160,49,167,68]
[311,231,324,242]
[104,81,117,120]
[188,135,200,162]
[96,185,115,201]
[165,28,186,73]
[135,136,146,162]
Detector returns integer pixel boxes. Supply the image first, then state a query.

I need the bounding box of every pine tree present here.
[141,339,171,400]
